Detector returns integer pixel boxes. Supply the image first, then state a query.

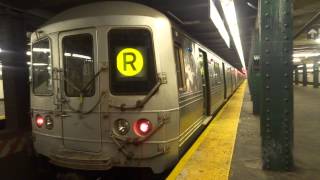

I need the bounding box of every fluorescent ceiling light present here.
[33,63,48,66]
[72,53,91,60]
[64,53,71,57]
[292,58,301,63]
[220,0,246,70]
[64,52,91,60]
[306,64,313,68]
[209,0,230,48]
[32,48,50,53]
[247,2,257,10]
[293,52,320,58]
[26,51,31,56]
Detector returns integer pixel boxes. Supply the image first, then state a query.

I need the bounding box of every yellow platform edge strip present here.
[0,115,5,121]
[167,81,247,180]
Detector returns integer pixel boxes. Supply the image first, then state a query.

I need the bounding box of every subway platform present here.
[167,83,320,180]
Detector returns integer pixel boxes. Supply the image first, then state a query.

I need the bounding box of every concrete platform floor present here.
[230,85,320,180]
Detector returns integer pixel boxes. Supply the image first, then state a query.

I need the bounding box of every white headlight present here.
[114,119,130,135]
[45,115,54,130]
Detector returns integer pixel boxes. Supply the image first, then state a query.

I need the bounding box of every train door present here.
[222,63,227,99]
[198,49,210,115]
[59,29,102,152]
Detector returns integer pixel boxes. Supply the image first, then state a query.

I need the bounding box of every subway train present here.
[30,1,245,174]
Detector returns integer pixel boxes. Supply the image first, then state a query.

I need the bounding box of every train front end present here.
[30,2,180,173]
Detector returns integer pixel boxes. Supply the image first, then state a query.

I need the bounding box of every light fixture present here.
[220,0,246,70]
[133,119,152,137]
[247,2,257,10]
[64,53,71,57]
[114,119,130,135]
[293,52,320,58]
[209,0,230,47]
[32,48,50,53]
[35,115,44,128]
[45,115,54,130]
[72,53,91,59]
[0,48,2,53]
[292,58,301,63]
[32,63,48,66]
[306,64,313,68]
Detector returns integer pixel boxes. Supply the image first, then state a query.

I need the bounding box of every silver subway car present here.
[30,1,245,173]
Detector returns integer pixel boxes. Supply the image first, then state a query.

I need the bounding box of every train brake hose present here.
[111,133,168,160]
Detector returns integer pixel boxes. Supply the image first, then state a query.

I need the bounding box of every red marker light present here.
[35,115,44,128]
[133,119,152,136]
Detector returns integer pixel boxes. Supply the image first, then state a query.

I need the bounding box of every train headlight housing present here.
[45,115,54,130]
[114,119,130,135]
[133,119,152,137]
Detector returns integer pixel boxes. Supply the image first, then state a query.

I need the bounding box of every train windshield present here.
[32,38,53,95]
[62,34,95,97]
[108,28,157,95]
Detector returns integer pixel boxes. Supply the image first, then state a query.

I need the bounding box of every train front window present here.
[108,29,157,95]
[62,34,95,97]
[32,38,53,96]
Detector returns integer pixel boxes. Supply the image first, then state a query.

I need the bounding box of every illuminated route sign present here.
[116,48,144,77]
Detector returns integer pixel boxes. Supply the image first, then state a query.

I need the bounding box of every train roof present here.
[34,1,243,74]
[45,1,166,25]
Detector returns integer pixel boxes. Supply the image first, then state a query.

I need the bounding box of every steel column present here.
[247,35,254,100]
[251,30,261,115]
[259,0,294,171]
[0,12,30,130]
[302,64,307,86]
[313,62,319,88]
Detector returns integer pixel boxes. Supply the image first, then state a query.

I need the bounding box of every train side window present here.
[108,28,157,95]
[214,62,221,84]
[32,38,53,96]
[62,34,95,97]
[174,44,186,91]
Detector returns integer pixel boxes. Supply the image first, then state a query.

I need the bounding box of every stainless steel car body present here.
[30,1,245,173]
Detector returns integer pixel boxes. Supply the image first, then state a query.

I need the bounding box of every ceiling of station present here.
[293,0,320,64]
[0,0,258,71]
[2,0,319,68]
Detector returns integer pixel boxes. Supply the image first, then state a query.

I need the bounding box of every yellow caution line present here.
[0,115,5,121]
[167,81,247,180]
